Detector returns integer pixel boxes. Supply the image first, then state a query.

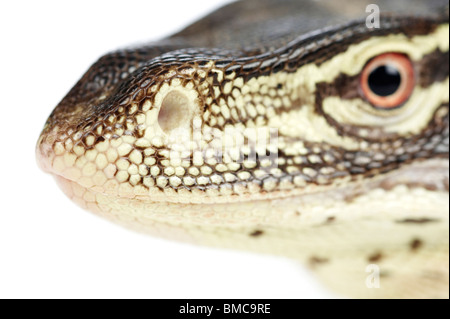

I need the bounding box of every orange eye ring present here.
[360,53,415,109]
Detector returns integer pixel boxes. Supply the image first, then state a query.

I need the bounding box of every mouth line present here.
[50,158,449,208]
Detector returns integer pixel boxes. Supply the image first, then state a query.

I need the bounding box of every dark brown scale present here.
[368,252,384,263]
[249,230,264,237]
[309,256,330,268]
[326,216,336,223]
[410,238,424,251]
[396,218,440,224]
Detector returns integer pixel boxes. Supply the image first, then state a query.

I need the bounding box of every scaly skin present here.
[36,0,449,298]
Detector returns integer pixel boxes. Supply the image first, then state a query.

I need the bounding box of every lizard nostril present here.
[158,90,193,135]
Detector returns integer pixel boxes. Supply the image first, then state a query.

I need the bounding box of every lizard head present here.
[34,0,450,299]
[36,12,449,215]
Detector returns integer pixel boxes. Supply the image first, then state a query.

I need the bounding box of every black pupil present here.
[368,65,401,96]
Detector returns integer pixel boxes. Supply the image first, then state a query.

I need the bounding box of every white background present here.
[0,0,335,298]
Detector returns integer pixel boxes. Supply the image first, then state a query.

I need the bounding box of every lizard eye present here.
[360,53,415,110]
